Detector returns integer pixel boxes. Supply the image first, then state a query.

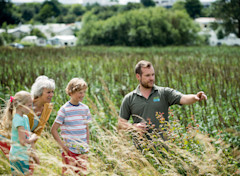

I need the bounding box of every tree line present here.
[0,0,239,46]
[78,7,201,46]
[0,0,88,25]
[0,0,210,26]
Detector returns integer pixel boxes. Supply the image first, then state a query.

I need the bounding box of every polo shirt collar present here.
[134,84,158,96]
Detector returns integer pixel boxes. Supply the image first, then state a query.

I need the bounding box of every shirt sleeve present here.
[23,115,31,132]
[54,106,66,125]
[119,94,131,120]
[164,87,183,106]
[12,115,25,128]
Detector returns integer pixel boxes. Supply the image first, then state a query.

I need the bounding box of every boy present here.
[51,78,91,175]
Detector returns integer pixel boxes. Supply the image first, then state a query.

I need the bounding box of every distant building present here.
[155,0,216,8]
[34,23,75,39]
[48,35,77,46]
[195,17,216,29]
[0,23,81,47]
[7,25,31,38]
[82,0,118,5]
[0,29,5,34]
[217,33,240,46]
[21,35,47,46]
[0,23,81,40]
[21,35,37,43]
[155,0,176,8]
[195,17,240,46]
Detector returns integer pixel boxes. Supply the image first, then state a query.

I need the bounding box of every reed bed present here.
[0,46,239,175]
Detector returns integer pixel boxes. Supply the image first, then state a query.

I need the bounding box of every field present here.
[0,46,239,175]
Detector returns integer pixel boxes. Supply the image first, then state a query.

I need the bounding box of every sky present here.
[11,0,141,5]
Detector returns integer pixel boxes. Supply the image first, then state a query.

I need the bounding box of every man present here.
[118,60,207,137]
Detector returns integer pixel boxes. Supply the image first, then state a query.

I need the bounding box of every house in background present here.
[7,24,31,38]
[195,17,240,46]
[154,0,216,8]
[21,35,76,47]
[48,35,77,46]
[0,29,5,34]
[218,33,240,46]
[21,35,47,46]
[21,35,37,43]
[195,17,216,29]
[155,0,176,8]
[82,0,118,5]
[34,23,77,38]
[0,22,81,47]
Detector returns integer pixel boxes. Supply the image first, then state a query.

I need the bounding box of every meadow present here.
[0,46,239,175]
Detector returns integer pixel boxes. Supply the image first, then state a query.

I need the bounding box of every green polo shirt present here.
[119,85,183,129]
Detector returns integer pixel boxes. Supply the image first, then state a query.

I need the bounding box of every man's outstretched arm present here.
[180,91,207,105]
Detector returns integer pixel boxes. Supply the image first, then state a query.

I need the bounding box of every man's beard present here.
[140,80,154,89]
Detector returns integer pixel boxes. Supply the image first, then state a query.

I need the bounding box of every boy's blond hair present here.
[65,78,88,96]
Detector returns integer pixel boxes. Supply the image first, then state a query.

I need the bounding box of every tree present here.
[63,14,76,23]
[185,0,202,18]
[172,0,186,11]
[0,0,20,26]
[217,29,224,39]
[0,34,5,46]
[20,3,41,22]
[119,2,143,12]
[30,28,46,39]
[38,0,61,23]
[212,0,240,38]
[21,7,35,22]
[85,2,100,11]
[140,0,155,7]
[70,4,86,16]
[78,7,200,46]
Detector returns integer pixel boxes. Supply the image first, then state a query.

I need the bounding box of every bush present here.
[0,35,5,46]
[78,7,200,46]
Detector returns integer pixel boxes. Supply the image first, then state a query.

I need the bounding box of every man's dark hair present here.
[135,60,153,75]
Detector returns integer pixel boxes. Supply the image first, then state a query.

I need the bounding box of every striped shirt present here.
[54,101,91,154]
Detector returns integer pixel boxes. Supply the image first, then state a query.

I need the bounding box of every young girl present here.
[1,91,39,175]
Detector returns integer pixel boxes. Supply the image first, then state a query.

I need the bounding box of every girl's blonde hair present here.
[65,78,88,96]
[0,91,32,138]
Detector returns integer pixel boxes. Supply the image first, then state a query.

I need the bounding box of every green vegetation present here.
[0,46,239,175]
[1,0,239,46]
[79,7,201,46]
[184,0,202,18]
[212,0,240,38]
[30,28,46,39]
[141,0,156,7]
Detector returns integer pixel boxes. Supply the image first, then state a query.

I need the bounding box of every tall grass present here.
[0,46,239,175]
[1,109,238,175]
